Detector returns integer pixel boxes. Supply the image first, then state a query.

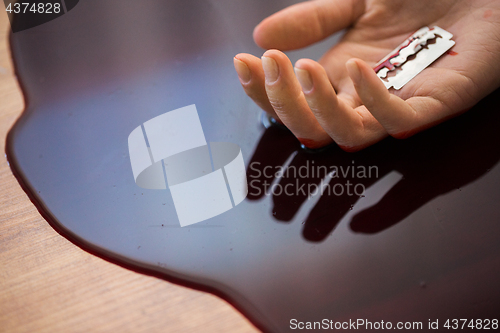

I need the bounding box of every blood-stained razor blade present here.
[374,26,455,90]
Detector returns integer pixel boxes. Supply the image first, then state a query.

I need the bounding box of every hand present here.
[233,0,500,151]
[245,89,500,241]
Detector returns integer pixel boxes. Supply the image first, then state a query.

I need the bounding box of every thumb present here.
[253,0,365,51]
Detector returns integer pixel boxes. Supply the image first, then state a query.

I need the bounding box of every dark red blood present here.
[446,50,458,56]
[297,137,332,149]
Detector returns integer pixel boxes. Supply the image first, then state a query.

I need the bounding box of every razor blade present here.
[374,26,455,90]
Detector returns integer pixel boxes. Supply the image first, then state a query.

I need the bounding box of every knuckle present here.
[268,97,288,113]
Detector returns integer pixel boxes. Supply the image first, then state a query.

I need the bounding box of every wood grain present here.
[0,13,259,333]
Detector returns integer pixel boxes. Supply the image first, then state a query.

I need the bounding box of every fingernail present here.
[294,67,313,93]
[346,59,361,83]
[261,56,279,83]
[234,58,251,84]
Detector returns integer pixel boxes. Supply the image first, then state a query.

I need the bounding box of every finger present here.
[318,40,389,92]
[234,53,281,122]
[272,151,330,222]
[346,58,461,138]
[350,179,426,234]
[294,59,387,151]
[246,126,298,200]
[253,0,364,51]
[302,187,359,241]
[261,49,333,149]
[301,146,387,241]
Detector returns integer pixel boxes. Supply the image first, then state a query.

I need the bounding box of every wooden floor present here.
[0,13,258,333]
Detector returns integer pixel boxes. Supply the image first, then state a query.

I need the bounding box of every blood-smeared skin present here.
[446,50,458,56]
[484,9,493,19]
[297,137,333,149]
[391,108,472,139]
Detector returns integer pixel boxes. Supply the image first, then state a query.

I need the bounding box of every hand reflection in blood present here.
[246,91,500,242]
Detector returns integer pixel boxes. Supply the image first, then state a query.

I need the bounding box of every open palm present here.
[234,0,500,151]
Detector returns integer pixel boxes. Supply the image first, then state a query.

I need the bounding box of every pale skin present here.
[233,0,500,151]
